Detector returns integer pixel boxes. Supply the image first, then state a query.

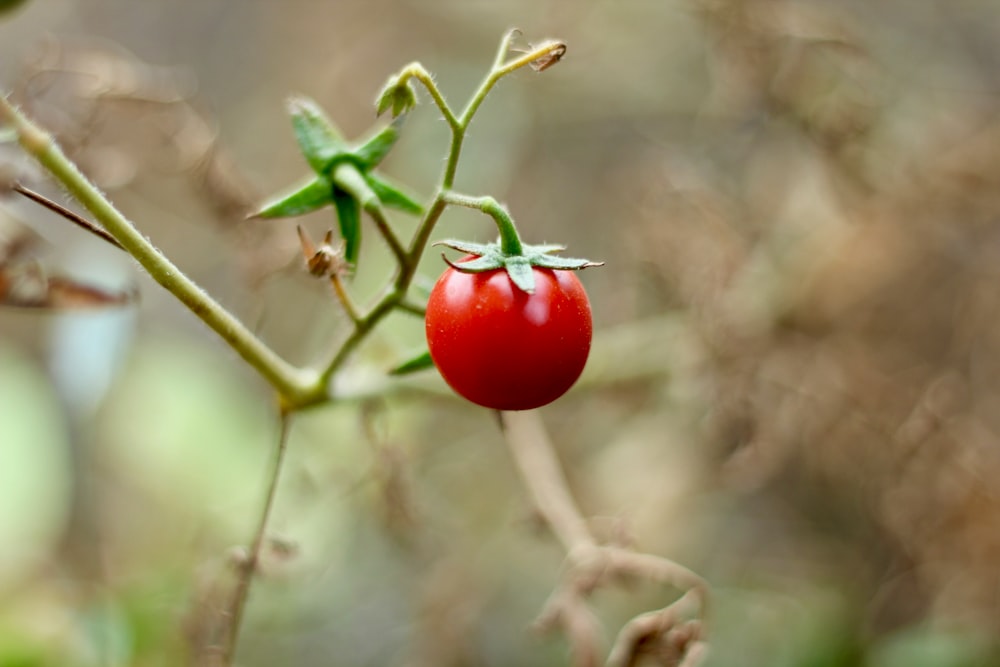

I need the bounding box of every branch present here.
[497,410,709,667]
[499,408,593,552]
[13,182,125,250]
[222,410,293,664]
[0,94,323,408]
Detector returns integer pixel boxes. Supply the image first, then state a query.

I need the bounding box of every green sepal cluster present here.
[434,238,602,295]
[252,96,422,265]
[375,76,417,118]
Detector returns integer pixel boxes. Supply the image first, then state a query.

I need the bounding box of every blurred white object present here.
[47,245,136,419]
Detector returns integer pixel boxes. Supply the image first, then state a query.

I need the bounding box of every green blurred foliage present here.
[0,0,27,18]
[0,345,70,593]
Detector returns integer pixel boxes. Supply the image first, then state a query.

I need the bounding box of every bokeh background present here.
[3,0,1000,665]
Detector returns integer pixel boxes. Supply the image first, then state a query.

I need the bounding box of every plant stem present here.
[12,183,125,250]
[314,35,562,382]
[0,94,322,407]
[396,63,459,131]
[422,29,565,190]
[396,297,426,317]
[329,273,361,324]
[439,192,524,255]
[331,162,407,264]
[223,410,293,665]
[460,33,567,129]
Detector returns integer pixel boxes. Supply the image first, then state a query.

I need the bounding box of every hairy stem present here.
[397,63,459,131]
[329,273,361,324]
[439,192,525,256]
[0,94,321,407]
[460,32,567,128]
[331,162,407,264]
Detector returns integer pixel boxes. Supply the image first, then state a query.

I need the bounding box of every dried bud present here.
[297,226,348,278]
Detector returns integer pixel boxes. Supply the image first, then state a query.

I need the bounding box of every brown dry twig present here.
[12,182,124,249]
[497,410,710,667]
[220,411,293,665]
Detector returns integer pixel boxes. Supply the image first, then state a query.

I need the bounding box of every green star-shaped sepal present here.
[434,238,602,295]
[252,96,423,265]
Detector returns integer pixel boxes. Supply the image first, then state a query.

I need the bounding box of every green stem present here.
[331,162,407,264]
[440,192,524,256]
[319,290,400,388]
[315,34,561,381]
[416,30,564,192]
[0,95,321,407]
[316,196,449,388]
[459,33,566,129]
[396,297,426,317]
[398,64,459,131]
[491,29,521,71]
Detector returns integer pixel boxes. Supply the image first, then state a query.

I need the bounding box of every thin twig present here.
[498,410,593,552]
[329,273,361,323]
[497,410,710,667]
[222,410,293,665]
[12,182,125,250]
[394,63,459,131]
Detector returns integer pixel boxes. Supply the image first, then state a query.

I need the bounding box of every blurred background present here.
[3,0,1000,665]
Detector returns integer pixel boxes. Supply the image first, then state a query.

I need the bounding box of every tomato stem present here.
[440,191,525,256]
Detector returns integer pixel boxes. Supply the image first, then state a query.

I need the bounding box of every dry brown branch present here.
[497,410,710,667]
[185,412,294,667]
[12,182,124,249]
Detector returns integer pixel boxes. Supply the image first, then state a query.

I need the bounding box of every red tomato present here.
[425,262,593,410]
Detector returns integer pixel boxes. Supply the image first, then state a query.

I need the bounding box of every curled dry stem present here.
[497,410,709,667]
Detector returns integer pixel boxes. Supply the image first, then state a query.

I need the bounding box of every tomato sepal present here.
[434,238,602,294]
[287,96,349,175]
[365,173,424,215]
[351,116,405,170]
[332,187,362,265]
[252,176,332,219]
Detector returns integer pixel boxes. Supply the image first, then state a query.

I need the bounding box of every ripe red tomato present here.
[425,262,592,410]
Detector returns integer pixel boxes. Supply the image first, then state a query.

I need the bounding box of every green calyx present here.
[436,192,602,294]
[375,75,418,118]
[434,238,601,295]
[251,96,422,265]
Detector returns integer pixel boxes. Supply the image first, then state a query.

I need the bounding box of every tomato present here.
[425,261,592,411]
